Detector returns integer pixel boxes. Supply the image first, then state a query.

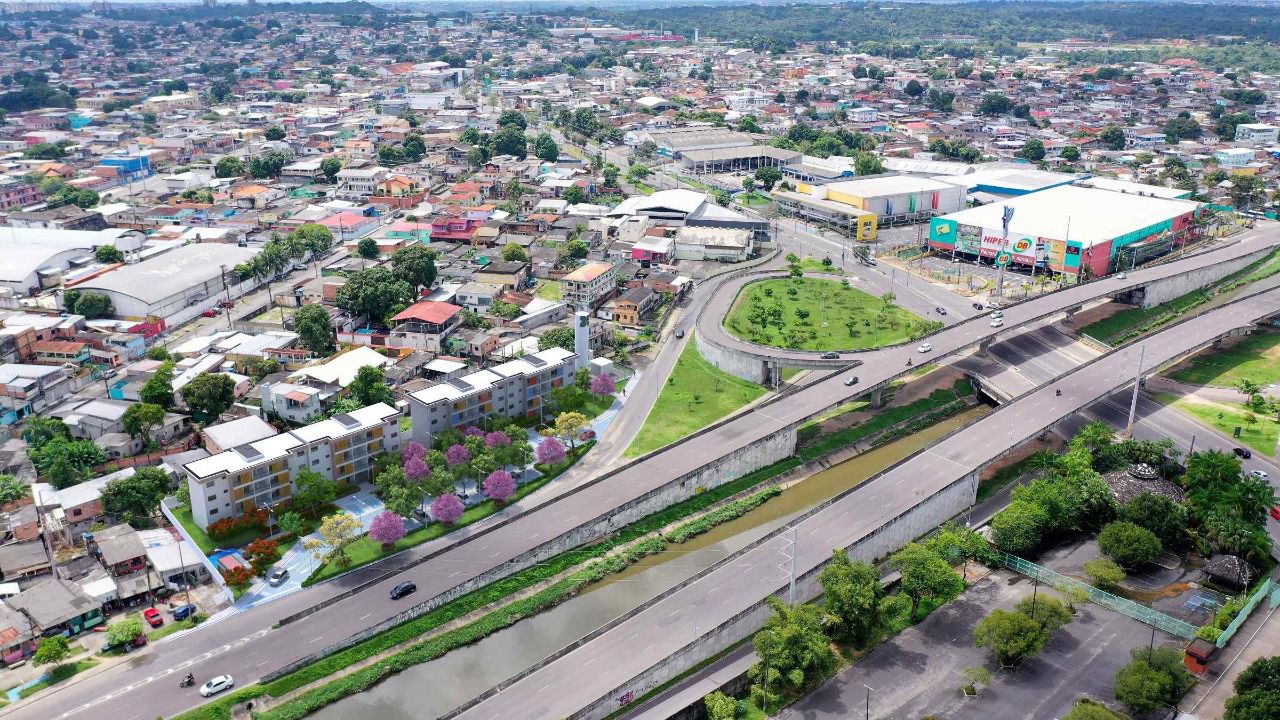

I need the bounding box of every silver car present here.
[200,675,234,697]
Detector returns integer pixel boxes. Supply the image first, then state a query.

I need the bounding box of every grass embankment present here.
[796,380,973,462]
[173,462,799,720]
[1152,392,1280,456]
[976,453,1041,504]
[1081,248,1280,346]
[725,277,935,352]
[173,505,255,554]
[18,660,96,699]
[305,443,595,586]
[626,342,767,457]
[1168,331,1280,388]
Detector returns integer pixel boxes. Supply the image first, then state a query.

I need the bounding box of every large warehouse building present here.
[927,185,1201,276]
[0,228,143,295]
[70,243,261,324]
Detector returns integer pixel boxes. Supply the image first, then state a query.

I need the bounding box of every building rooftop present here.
[409,347,576,406]
[73,243,260,305]
[562,262,616,283]
[290,346,392,388]
[392,301,462,325]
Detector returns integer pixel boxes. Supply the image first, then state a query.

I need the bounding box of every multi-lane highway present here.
[13,229,1278,720]
[451,285,1280,720]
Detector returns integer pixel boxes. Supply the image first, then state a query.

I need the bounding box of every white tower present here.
[574,311,591,370]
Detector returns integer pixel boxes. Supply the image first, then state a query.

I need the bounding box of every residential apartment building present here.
[184,403,400,530]
[336,166,389,199]
[560,261,619,311]
[1234,123,1279,145]
[388,301,463,352]
[0,364,71,424]
[409,347,577,446]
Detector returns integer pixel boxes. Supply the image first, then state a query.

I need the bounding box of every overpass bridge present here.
[696,229,1278,384]
[450,284,1280,720]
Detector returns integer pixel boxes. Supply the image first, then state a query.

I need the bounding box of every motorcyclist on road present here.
[907,358,913,366]
[183,673,194,686]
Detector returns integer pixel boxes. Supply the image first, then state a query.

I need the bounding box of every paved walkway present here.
[1181,594,1280,720]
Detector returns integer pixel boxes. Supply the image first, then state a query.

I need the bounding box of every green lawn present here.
[19,660,96,699]
[736,191,771,207]
[1155,392,1279,456]
[171,505,264,554]
[626,342,767,457]
[304,444,594,586]
[793,257,845,275]
[724,277,935,351]
[534,280,562,302]
[1167,331,1280,388]
[1080,289,1212,346]
[632,181,655,195]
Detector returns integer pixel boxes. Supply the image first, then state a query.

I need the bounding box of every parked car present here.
[143,608,163,627]
[843,376,859,387]
[1235,447,1253,459]
[199,675,234,697]
[579,429,596,442]
[820,351,840,359]
[218,300,235,309]
[1271,506,1280,522]
[917,343,932,353]
[972,302,985,310]
[172,604,198,621]
[390,581,417,600]
[200,309,218,318]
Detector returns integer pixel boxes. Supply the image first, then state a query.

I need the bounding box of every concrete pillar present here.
[870,387,884,409]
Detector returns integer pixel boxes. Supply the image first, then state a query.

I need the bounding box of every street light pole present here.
[864,684,874,720]
[1125,345,1147,438]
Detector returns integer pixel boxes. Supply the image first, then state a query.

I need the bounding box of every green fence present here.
[1218,578,1274,648]
[996,550,1198,640]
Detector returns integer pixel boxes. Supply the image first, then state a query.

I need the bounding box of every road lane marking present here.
[310,636,325,643]
[359,613,372,621]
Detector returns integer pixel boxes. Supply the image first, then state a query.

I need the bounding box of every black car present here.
[172,603,199,621]
[675,329,685,339]
[935,307,947,315]
[972,302,984,310]
[1234,447,1253,459]
[390,581,417,600]
[820,351,840,359]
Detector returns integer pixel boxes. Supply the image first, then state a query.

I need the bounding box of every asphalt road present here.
[450,286,1280,720]
[16,231,1279,720]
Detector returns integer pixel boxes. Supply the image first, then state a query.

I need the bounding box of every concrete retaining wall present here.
[572,472,980,720]
[262,425,799,683]
[696,329,770,384]
[1129,247,1270,307]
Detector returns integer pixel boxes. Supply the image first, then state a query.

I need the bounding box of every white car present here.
[200,675,234,697]
[917,343,933,353]
[990,318,1004,328]
[1250,469,1270,480]
[989,310,1004,320]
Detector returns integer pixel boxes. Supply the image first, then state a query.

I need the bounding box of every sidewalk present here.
[1181,595,1280,719]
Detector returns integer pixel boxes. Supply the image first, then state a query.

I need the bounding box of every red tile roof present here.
[392,301,462,324]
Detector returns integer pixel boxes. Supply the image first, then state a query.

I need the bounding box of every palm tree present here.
[1026,449,1061,474]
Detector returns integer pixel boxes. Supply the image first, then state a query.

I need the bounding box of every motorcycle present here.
[180,674,195,688]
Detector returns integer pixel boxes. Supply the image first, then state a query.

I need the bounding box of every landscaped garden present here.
[724,276,937,351]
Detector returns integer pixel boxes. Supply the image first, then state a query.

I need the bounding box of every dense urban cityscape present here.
[0,2,1279,719]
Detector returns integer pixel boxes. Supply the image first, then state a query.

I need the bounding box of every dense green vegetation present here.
[797,380,974,462]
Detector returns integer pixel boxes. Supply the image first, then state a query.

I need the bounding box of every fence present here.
[995,550,1199,640]
[1218,578,1274,648]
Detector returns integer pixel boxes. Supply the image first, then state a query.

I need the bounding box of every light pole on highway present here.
[1125,345,1147,438]
[864,684,874,720]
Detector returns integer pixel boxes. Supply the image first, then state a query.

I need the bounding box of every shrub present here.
[223,566,254,589]
[991,500,1049,554]
[1084,558,1127,590]
[1098,521,1162,568]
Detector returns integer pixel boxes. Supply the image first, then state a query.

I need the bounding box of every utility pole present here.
[995,205,1015,297]
[864,684,874,720]
[1125,344,1147,438]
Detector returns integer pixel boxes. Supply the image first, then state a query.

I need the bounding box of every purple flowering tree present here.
[536,436,566,466]
[463,426,485,437]
[484,430,512,449]
[369,511,406,549]
[403,442,427,462]
[431,493,464,524]
[483,470,516,502]
[590,372,617,396]
[445,443,471,467]
[403,456,430,483]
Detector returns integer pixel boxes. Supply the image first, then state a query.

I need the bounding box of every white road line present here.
[359,613,372,621]
[310,636,325,644]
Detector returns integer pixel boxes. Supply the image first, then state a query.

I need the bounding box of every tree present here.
[320,156,342,183]
[180,372,235,420]
[356,236,379,259]
[145,347,171,362]
[295,304,335,356]
[1019,138,1046,161]
[533,133,559,162]
[536,436,566,466]
[1063,701,1126,720]
[1015,595,1074,633]
[992,499,1049,554]
[293,468,337,516]
[1163,114,1202,142]
[303,512,363,567]
[245,538,280,575]
[264,126,285,141]
[1114,657,1175,714]
[1119,493,1187,547]
[1225,689,1280,720]
[501,243,529,263]
[890,543,964,620]
[904,78,925,97]
[107,618,144,647]
[32,635,70,668]
[95,245,124,264]
[855,152,884,176]
[391,244,438,291]
[215,156,244,178]
[978,93,1014,115]
[335,267,415,321]
[590,372,616,396]
[1061,145,1081,162]
[754,166,782,191]
[277,511,305,538]
[704,691,736,720]
[431,493,464,523]
[224,565,254,589]
[497,110,527,130]
[483,470,516,502]
[368,510,406,549]
[819,549,882,646]
[1098,521,1161,568]
[1100,125,1126,150]
[539,327,576,352]
[75,291,113,319]
[563,185,586,205]
[347,365,394,407]
[23,417,69,448]
[1084,557,1126,589]
[555,411,588,448]
[121,402,165,445]
[101,466,169,526]
[140,362,175,409]
[1236,657,1280,696]
[748,598,835,710]
[975,608,1049,666]
[491,126,528,159]
[0,474,25,505]
[31,437,105,489]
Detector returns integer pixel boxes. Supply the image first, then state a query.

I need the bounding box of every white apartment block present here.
[409,347,577,447]
[184,403,400,530]
[1235,123,1279,145]
[335,166,389,199]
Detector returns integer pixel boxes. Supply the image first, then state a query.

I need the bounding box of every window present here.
[209,508,219,517]
[207,495,217,502]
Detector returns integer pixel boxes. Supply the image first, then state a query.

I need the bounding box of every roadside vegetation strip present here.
[796,380,974,462]
[1154,392,1280,456]
[16,660,97,699]
[1167,330,1280,387]
[665,487,783,544]
[303,442,595,586]
[625,341,768,458]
